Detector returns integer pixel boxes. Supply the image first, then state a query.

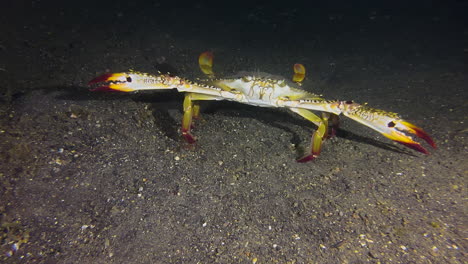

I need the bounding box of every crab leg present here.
[89,72,239,143]
[292,63,306,85]
[287,99,435,156]
[182,93,196,143]
[329,113,340,138]
[199,51,215,77]
[193,103,201,119]
[340,102,436,153]
[182,93,221,143]
[88,71,237,98]
[290,108,332,162]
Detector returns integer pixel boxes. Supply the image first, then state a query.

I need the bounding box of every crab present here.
[88,52,436,162]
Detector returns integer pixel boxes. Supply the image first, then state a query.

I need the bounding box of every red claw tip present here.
[400,121,436,149]
[412,126,436,149]
[88,73,113,85]
[395,141,429,155]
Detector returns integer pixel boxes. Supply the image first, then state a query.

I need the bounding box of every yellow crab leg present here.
[290,108,330,162]
[193,103,201,119]
[292,63,306,85]
[182,92,222,143]
[182,93,195,143]
[199,52,241,93]
[199,51,215,77]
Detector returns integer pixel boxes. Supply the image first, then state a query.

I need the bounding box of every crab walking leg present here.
[182,94,195,143]
[182,93,222,143]
[290,108,331,162]
[329,113,340,138]
[192,103,201,120]
[292,63,306,85]
[199,51,215,77]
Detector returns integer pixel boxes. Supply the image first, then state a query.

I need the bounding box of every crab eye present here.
[387,121,396,127]
[126,76,132,82]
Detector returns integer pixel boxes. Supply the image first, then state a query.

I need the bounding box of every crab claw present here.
[384,120,436,154]
[88,73,137,92]
[342,102,436,154]
[89,72,181,92]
